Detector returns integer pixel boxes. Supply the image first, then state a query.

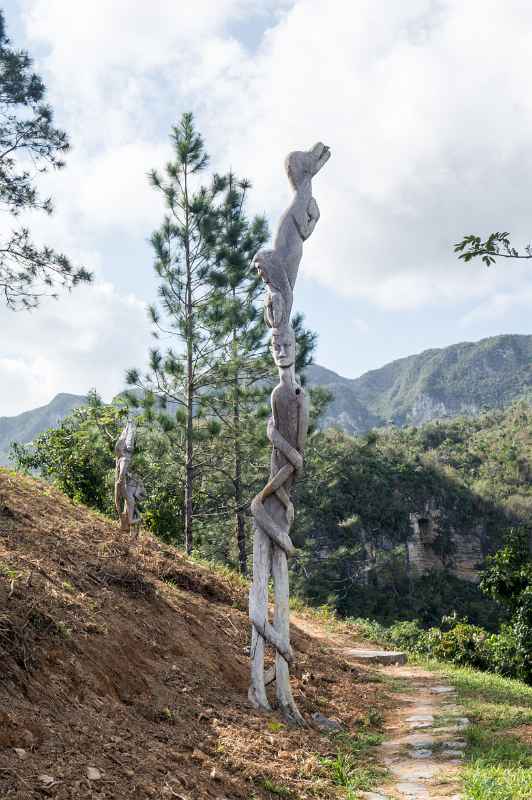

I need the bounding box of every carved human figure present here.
[252,142,330,329]
[114,420,145,533]
[270,326,309,473]
[249,141,329,725]
[253,249,292,329]
[249,325,309,722]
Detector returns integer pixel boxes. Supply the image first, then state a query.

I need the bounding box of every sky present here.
[1,0,531,415]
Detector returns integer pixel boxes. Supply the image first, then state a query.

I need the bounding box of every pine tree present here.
[0,11,91,309]
[201,174,270,572]
[126,113,224,554]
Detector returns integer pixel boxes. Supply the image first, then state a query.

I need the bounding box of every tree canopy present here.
[455,231,532,267]
[0,10,91,309]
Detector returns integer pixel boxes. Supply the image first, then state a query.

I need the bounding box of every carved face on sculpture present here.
[253,249,282,288]
[253,250,268,282]
[271,326,296,369]
[286,142,331,188]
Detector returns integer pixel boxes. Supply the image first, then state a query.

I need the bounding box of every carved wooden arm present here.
[294,196,320,241]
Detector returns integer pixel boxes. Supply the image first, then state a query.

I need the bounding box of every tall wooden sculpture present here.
[249,142,331,723]
[115,420,146,533]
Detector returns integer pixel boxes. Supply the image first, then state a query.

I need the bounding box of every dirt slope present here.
[0,470,386,800]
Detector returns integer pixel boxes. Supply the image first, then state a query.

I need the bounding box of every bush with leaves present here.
[480,527,532,683]
[354,604,528,683]
[11,391,123,512]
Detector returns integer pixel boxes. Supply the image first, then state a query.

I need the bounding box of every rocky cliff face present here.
[406,394,483,428]
[408,504,483,583]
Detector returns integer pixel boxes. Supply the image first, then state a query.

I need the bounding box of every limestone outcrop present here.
[408,503,483,583]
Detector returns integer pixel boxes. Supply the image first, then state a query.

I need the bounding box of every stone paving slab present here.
[340,648,407,665]
[360,793,392,800]
[367,675,467,799]
[396,781,430,798]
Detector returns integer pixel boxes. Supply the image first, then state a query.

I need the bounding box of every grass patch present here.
[267,721,285,733]
[423,660,532,800]
[331,730,384,753]
[0,561,22,581]
[362,708,384,729]
[258,777,294,797]
[320,752,382,793]
[318,729,386,797]
[464,764,532,800]
[428,660,532,731]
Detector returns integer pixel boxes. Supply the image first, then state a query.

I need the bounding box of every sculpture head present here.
[285,142,331,189]
[271,325,296,369]
[115,419,136,458]
[252,248,293,328]
[252,249,283,288]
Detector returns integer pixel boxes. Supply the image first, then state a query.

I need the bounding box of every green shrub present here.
[387,619,425,650]
[425,622,489,669]
[358,612,530,684]
[483,625,522,679]
[513,586,532,684]
[350,618,389,643]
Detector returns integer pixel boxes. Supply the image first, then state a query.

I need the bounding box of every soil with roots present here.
[0,469,390,800]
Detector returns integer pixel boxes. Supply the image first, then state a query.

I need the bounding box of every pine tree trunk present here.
[236,508,246,574]
[184,166,194,555]
[185,359,193,554]
[233,372,247,574]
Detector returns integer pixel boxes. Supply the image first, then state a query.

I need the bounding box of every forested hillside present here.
[292,401,531,626]
[11,390,531,630]
[309,333,532,433]
[3,334,530,465]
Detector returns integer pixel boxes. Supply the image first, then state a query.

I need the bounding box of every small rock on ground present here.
[396,781,430,798]
[409,747,433,758]
[310,711,343,732]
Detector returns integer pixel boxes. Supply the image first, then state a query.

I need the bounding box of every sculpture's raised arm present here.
[251,142,330,330]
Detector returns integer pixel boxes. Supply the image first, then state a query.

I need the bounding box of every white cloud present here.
[2,0,531,414]
[26,0,532,315]
[205,0,532,312]
[460,282,532,326]
[0,282,150,415]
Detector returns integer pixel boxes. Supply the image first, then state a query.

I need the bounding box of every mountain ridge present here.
[308,333,532,433]
[1,333,530,462]
[0,392,88,465]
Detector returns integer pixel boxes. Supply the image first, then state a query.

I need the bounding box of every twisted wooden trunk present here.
[248,142,330,724]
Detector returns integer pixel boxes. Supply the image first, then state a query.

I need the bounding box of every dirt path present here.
[293,615,467,800]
